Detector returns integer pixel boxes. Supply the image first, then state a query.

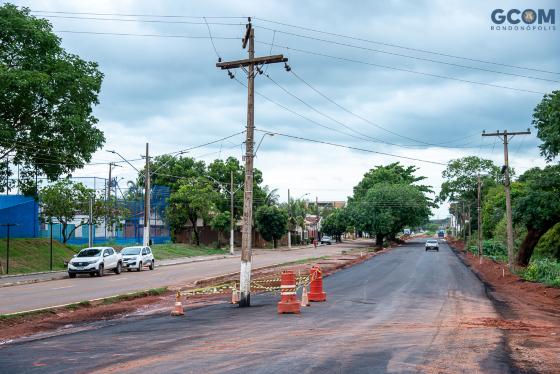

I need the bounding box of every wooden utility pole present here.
[288,188,292,249]
[230,170,235,255]
[482,129,531,270]
[216,19,287,307]
[477,175,482,257]
[143,143,151,247]
[88,196,93,247]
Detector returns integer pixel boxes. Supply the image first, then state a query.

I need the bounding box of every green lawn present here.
[0,239,227,275]
[0,238,78,275]
[151,243,228,260]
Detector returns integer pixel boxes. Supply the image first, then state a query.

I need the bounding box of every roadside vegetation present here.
[0,238,78,274]
[442,90,560,287]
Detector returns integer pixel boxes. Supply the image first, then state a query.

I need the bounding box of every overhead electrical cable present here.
[287,68,488,148]
[255,41,547,95]
[254,26,559,84]
[254,128,448,166]
[252,17,560,76]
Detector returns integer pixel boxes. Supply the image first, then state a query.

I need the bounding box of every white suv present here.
[68,247,123,278]
[121,246,155,271]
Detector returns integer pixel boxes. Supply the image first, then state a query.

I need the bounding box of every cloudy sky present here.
[12,0,560,218]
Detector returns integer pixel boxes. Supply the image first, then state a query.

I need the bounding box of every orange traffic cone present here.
[231,284,239,304]
[309,266,327,302]
[171,291,185,316]
[278,270,301,314]
[301,285,310,307]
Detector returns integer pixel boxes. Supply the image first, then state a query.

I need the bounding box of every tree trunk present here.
[273,238,277,248]
[62,222,69,243]
[189,216,200,246]
[516,225,552,267]
[376,233,384,247]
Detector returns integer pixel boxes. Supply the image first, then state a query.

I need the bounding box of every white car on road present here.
[68,247,123,278]
[320,236,335,245]
[425,239,440,252]
[121,246,155,271]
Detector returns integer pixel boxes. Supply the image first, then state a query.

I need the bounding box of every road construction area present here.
[0,239,526,373]
[0,243,352,315]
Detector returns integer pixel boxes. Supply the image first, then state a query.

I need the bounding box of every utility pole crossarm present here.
[482,130,531,137]
[216,55,287,70]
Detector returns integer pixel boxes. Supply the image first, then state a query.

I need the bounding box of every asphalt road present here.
[0,243,355,314]
[0,239,516,373]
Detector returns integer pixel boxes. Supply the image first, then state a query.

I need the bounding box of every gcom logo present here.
[490,8,556,31]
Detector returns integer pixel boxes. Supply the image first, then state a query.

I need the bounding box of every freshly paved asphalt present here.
[0,239,516,373]
[0,244,350,314]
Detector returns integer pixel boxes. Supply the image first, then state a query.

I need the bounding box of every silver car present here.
[121,246,155,271]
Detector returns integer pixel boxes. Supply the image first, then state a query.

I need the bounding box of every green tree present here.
[439,156,501,236]
[39,180,127,243]
[353,162,431,201]
[533,90,560,162]
[0,4,104,194]
[349,162,433,245]
[255,205,288,248]
[352,183,431,246]
[321,208,349,242]
[166,177,218,245]
[210,211,230,248]
[513,165,560,266]
[144,155,206,192]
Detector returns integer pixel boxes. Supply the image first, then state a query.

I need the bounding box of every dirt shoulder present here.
[448,239,560,374]
[0,244,389,343]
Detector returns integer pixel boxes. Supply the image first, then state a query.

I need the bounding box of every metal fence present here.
[0,184,171,245]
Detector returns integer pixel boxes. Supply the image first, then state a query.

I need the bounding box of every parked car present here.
[68,247,122,278]
[120,246,155,271]
[320,235,335,245]
[425,239,439,252]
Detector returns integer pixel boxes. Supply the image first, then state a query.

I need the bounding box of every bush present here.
[520,258,560,287]
[534,222,560,260]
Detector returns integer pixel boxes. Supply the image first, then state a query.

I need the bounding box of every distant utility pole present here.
[477,175,482,257]
[482,129,531,270]
[106,162,121,238]
[216,18,287,307]
[287,189,292,249]
[230,170,235,255]
[143,143,151,247]
[315,196,319,241]
[88,196,93,248]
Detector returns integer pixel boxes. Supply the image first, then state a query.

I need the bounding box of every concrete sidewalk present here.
[0,243,320,288]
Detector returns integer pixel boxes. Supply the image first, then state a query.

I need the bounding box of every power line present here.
[46,14,560,83]
[254,128,448,166]
[241,74,490,148]
[254,25,560,84]
[263,72,401,147]
[287,68,486,148]
[55,29,241,40]
[255,41,547,95]
[31,10,247,19]
[203,17,222,60]
[252,17,560,76]
[38,14,244,26]
[22,26,547,94]
[31,11,560,76]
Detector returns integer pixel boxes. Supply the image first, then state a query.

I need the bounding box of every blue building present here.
[0,195,39,238]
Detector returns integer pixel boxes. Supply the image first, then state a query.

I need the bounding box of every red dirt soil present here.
[448,239,560,374]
